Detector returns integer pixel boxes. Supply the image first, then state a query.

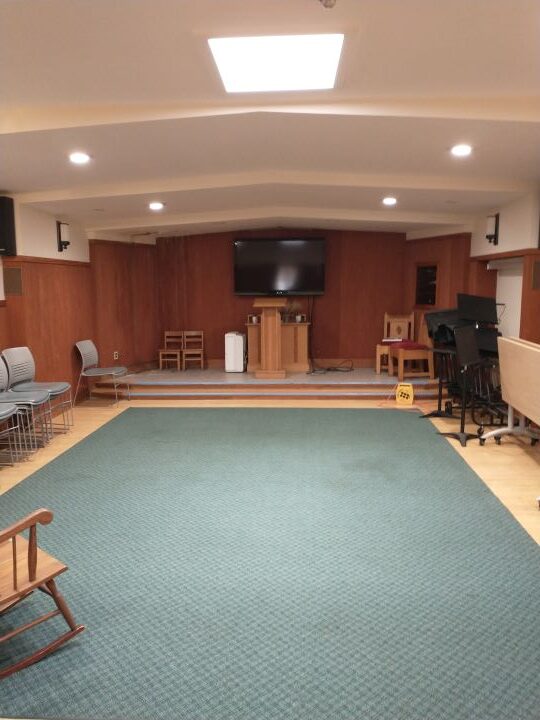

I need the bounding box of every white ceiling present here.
[2,0,540,239]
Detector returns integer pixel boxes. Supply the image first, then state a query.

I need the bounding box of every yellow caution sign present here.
[396,383,414,405]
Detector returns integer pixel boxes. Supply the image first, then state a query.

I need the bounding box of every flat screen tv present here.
[234,238,325,296]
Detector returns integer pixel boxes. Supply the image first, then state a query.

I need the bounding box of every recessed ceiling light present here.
[69,151,91,165]
[450,143,473,157]
[148,201,165,211]
[208,34,344,93]
[382,196,397,206]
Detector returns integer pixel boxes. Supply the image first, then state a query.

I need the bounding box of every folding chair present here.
[0,509,84,678]
[75,340,128,405]
[0,360,52,450]
[2,347,73,433]
[0,403,22,466]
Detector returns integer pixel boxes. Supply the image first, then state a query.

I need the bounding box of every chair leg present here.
[398,352,404,382]
[428,352,435,379]
[74,370,84,405]
[44,579,79,631]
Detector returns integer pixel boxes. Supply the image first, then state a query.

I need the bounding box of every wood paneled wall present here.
[520,251,540,343]
[155,230,407,362]
[2,257,94,392]
[2,228,505,385]
[89,240,160,368]
[403,233,472,310]
[467,259,498,298]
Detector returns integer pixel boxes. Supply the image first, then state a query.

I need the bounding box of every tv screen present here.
[457,293,498,324]
[234,238,325,295]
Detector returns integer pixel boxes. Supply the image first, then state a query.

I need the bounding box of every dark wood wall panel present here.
[520,252,540,343]
[156,230,406,361]
[311,231,405,358]
[404,233,472,309]
[0,305,12,351]
[467,259,498,297]
[3,257,94,391]
[156,237,186,337]
[90,241,135,367]
[90,240,159,368]
[130,244,161,365]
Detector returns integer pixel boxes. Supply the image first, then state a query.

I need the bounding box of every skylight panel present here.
[208,34,344,93]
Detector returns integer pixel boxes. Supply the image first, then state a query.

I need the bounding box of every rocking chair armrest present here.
[0,509,53,544]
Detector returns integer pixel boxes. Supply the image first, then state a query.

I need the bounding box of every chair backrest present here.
[183,331,204,350]
[75,340,99,370]
[2,347,36,387]
[0,358,10,392]
[383,313,414,341]
[416,311,432,347]
[0,509,53,597]
[164,331,184,349]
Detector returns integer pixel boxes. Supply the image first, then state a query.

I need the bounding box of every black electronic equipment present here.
[457,293,498,325]
[424,309,463,344]
[0,197,16,256]
[234,238,325,296]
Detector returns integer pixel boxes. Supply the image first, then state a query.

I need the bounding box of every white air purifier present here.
[225,332,246,372]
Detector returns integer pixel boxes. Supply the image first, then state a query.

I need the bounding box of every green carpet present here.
[1,408,539,719]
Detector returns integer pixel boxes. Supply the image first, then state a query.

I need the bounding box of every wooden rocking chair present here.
[0,509,84,679]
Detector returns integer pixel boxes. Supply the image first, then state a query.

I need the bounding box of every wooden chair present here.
[388,312,434,382]
[182,331,204,370]
[375,312,415,373]
[158,331,184,371]
[0,509,84,679]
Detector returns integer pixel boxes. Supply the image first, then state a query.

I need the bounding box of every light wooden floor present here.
[1,398,539,544]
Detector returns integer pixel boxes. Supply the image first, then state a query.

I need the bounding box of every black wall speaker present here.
[0,196,16,256]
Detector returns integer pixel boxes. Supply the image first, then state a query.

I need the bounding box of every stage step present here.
[91,377,440,401]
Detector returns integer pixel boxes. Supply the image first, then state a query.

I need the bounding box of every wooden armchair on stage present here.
[0,509,84,678]
[158,331,184,371]
[375,313,415,374]
[388,312,434,382]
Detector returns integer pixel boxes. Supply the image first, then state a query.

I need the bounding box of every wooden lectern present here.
[253,298,287,379]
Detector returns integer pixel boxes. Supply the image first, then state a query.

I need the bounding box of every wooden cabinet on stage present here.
[246,322,310,373]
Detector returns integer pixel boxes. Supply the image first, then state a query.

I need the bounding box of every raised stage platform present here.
[94,368,439,401]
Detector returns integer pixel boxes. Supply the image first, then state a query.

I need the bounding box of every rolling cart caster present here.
[531,438,538,447]
[479,438,485,446]
[495,437,501,445]
[477,426,484,437]
[445,401,453,415]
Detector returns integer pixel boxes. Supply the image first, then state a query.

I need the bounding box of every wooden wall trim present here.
[407,232,471,245]
[89,238,155,249]
[471,248,540,262]
[3,256,90,268]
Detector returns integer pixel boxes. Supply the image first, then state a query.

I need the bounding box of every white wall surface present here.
[471,193,540,257]
[15,203,89,261]
[490,258,524,337]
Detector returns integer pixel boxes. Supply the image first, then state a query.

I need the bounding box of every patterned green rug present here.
[1,408,539,719]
